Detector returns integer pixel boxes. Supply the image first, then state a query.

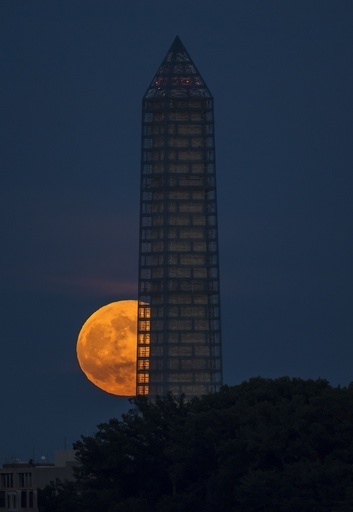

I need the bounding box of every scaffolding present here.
[137,37,222,398]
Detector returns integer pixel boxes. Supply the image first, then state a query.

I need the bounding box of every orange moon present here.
[76,300,137,396]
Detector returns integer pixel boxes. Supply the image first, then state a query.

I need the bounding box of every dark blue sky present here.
[1,0,352,462]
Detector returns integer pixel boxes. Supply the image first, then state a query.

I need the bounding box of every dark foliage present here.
[38,378,353,512]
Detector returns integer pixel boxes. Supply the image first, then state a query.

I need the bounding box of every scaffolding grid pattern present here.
[137,37,222,397]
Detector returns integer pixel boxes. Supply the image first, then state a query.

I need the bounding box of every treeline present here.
[39,377,353,511]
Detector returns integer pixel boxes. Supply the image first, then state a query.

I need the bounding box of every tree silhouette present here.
[39,378,353,512]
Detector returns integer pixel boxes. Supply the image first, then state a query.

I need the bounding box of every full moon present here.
[76,300,137,396]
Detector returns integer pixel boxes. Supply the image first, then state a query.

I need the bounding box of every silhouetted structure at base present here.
[0,450,76,512]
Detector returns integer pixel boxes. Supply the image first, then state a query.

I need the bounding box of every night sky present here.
[1,1,353,463]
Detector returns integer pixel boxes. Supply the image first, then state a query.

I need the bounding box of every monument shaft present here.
[137,37,222,397]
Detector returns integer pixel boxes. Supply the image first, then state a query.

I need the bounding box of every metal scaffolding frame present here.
[137,37,222,397]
